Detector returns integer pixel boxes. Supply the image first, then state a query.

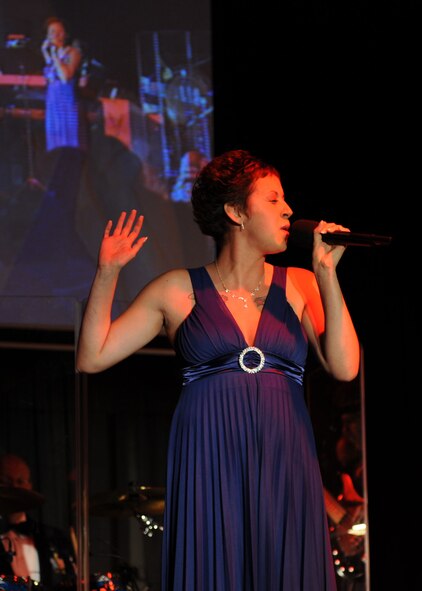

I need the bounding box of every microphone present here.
[289,219,392,248]
[43,41,55,56]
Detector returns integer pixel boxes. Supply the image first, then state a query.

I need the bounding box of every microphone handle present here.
[289,220,392,248]
[321,231,392,247]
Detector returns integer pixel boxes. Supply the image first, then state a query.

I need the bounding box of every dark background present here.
[1,0,419,588]
[210,0,418,588]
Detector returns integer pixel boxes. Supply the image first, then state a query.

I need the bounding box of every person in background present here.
[323,410,367,591]
[170,150,209,202]
[40,15,88,231]
[3,15,95,293]
[41,15,88,157]
[335,410,364,499]
[0,453,76,589]
[76,149,360,590]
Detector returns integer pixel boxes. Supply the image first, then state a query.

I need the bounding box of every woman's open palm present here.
[99,209,148,269]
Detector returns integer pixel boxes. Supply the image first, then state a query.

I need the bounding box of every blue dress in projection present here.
[162,265,337,591]
[44,47,87,151]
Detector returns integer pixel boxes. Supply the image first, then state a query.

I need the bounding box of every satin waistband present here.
[181,347,304,386]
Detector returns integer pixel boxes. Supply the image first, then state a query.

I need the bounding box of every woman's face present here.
[47,21,66,47]
[243,174,293,255]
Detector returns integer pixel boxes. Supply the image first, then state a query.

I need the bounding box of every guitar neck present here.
[323,488,347,525]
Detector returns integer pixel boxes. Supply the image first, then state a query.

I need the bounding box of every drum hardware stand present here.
[133,509,164,538]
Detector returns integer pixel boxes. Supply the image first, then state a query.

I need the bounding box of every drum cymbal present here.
[0,486,45,514]
[89,485,165,518]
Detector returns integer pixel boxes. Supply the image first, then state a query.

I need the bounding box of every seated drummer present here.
[0,453,76,589]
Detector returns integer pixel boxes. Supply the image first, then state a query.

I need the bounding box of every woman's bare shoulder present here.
[148,267,193,290]
[286,267,316,292]
[141,268,197,340]
[287,266,314,279]
[136,268,194,307]
[65,45,82,65]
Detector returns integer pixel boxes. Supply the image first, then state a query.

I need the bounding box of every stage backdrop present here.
[0,2,213,329]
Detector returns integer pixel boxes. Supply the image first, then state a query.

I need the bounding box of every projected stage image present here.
[0,10,213,329]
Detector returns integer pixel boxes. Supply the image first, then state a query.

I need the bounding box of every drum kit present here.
[89,482,165,539]
[89,483,165,519]
[0,481,165,523]
[0,483,165,591]
[88,483,165,588]
[0,486,45,514]
[0,487,44,591]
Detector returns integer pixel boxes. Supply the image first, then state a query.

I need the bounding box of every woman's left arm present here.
[50,45,81,83]
[289,221,360,381]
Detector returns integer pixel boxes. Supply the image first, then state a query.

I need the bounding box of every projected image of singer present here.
[41,16,88,165]
[40,15,89,211]
[76,149,360,590]
[2,16,94,296]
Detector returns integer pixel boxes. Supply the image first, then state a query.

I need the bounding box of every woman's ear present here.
[223,202,243,226]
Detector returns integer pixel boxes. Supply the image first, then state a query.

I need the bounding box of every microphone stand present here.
[8,40,46,191]
[16,57,45,191]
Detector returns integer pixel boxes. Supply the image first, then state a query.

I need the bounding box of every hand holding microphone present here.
[42,38,51,52]
[42,39,57,60]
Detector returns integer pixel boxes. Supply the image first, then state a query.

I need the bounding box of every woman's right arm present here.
[41,39,52,64]
[76,210,163,373]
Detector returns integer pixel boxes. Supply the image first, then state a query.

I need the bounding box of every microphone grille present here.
[289,219,318,249]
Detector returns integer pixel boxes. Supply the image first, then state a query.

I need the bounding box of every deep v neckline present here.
[203,265,275,348]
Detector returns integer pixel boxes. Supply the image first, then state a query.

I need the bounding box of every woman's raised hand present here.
[98,210,148,270]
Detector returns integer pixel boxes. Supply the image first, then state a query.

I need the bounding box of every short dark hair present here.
[44,16,68,34]
[191,149,279,248]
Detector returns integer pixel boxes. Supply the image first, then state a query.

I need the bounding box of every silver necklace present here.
[214,261,262,309]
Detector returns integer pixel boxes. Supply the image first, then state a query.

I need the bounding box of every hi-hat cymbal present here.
[0,486,45,514]
[89,485,165,518]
